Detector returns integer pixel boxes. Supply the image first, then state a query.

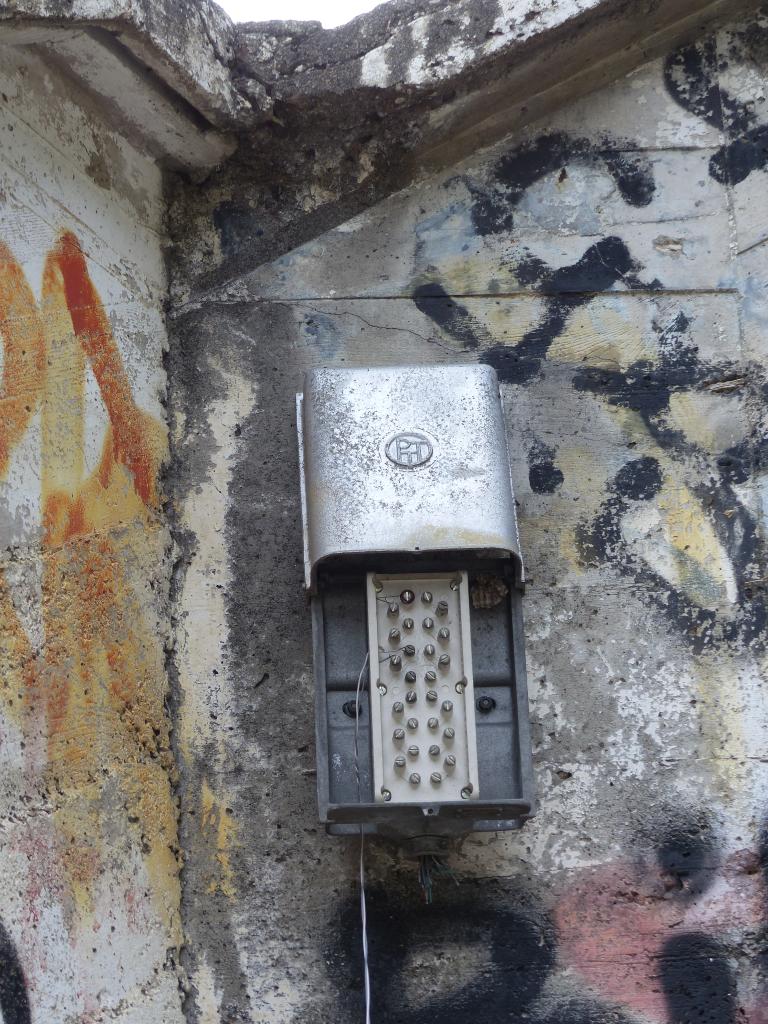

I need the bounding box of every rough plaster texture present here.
[0,0,250,129]
[167,7,768,1024]
[0,42,184,1022]
[169,0,763,304]
[1,0,768,1022]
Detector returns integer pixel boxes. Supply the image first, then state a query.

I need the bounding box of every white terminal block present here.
[367,572,480,804]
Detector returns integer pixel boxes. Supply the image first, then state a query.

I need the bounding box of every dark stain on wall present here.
[412,283,480,349]
[654,810,719,899]
[665,20,768,186]
[462,132,655,237]
[321,877,638,1024]
[0,920,30,1024]
[213,200,265,261]
[660,933,737,1024]
[528,440,564,494]
[573,311,766,653]
[482,236,643,384]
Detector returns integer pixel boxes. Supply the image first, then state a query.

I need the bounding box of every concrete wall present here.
[168,8,768,1024]
[0,43,183,1023]
[1,4,767,1024]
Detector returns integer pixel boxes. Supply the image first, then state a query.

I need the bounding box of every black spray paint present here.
[413,236,644,382]
[660,933,738,1024]
[527,439,564,494]
[665,26,768,186]
[0,920,30,1024]
[411,105,764,652]
[412,283,480,349]
[316,807,756,1024]
[573,312,766,654]
[462,132,655,237]
[320,878,639,1024]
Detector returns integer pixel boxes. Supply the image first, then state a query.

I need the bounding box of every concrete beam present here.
[173,0,764,293]
[0,0,261,134]
[237,0,762,177]
[1,25,236,170]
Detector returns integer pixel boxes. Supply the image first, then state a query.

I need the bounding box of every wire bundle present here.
[417,855,458,904]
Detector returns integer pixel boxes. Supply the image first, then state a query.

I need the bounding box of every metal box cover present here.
[297,364,521,591]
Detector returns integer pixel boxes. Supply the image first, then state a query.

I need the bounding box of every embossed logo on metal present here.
[385,432,434,468]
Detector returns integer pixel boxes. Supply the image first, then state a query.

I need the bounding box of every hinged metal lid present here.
[297,364,522,591]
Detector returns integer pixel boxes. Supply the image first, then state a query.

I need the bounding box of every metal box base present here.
[312,558,534,845]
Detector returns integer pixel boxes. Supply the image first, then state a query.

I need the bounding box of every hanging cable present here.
[353,651,371,1024]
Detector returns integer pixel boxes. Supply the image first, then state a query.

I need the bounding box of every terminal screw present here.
[477,695,497,713]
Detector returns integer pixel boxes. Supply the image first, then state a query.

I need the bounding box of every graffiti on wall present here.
[346,25,767,1024]
[166,10,768,1022]
[0,231,177,1014]
[0,919,30,1024]
[413,126,765,658]
[318,808,766,1024]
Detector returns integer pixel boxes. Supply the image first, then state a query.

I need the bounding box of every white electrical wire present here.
[353,651,371,1024]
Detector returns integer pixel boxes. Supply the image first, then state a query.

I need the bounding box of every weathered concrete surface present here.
[167,8,768,1023]
[170,0,763,301]
[0,0,252,129]
[1,0,767,1021]
[1,25,236,170]
[0,43,184,1022]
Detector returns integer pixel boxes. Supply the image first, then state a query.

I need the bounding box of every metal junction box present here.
[297,364,533,848]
